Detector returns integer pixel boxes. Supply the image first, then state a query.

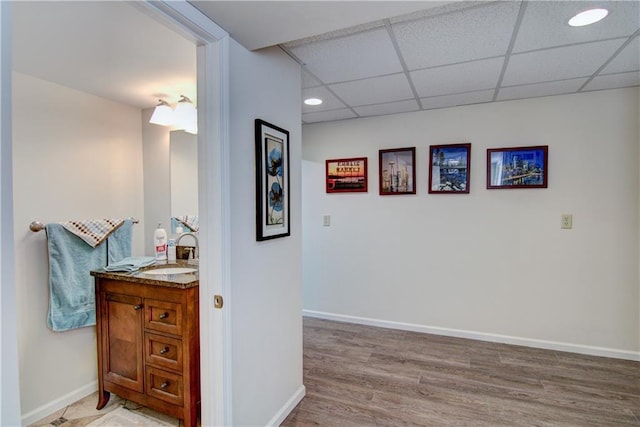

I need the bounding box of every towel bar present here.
[29,218,139,232]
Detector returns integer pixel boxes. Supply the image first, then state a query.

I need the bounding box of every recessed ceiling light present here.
[304,98,323,106]
[568,8,609,27]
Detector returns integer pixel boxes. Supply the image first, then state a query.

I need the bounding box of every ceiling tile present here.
[302,87,346,113]
[303,108,358,124]
[497,78,588,101]
[392,2,520,70]
[513,1,640,53]
[583,71,640,91]
[289,28,403,84]
[420,90,494,110]
[502,39,626,86]
[602,37,640,74]
[328,73,414,106]
[354,100,419,117]
[302,69,323,88]
[411,58,504,98]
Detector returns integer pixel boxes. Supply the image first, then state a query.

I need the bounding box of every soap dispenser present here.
[154,223,168,261]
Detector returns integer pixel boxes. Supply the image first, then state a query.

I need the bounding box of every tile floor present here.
[28,392,182,427]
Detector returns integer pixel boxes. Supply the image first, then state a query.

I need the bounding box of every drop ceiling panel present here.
[329,73,414,106]
[289,28,403,83]
[411,58,504,98]
[302,69,323,89]
[420,90,494,110]
[302,87,347,113]
[602,37,640,74]
[303,108,358,124]
[513,1,640,53]
[584,71,640,91]
[392,2,520,70]
[497,78,588,101]
[354,100,419,117]
[502,39,626,86]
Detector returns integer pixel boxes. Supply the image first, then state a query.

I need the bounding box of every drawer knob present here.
[161,381,170,389]
[159,312,169,319]
[133,304,143,310]
[160,347,169,355]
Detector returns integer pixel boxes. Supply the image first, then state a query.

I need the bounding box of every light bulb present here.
[149,100,174,126]
[174,95,197,131]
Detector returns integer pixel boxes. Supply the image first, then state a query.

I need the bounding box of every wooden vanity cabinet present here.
[95,277,200,427]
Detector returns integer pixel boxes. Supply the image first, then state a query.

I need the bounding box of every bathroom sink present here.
[143,267,197,275]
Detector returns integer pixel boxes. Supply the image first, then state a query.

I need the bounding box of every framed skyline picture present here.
[326,157,368,193]
[486,145,548,189]
[429,143,471,194]
[255,119,290,241]
[379,147,416,195]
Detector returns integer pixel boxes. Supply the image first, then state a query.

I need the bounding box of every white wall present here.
[302,88,640,359]
[228,41,304,425]
[13,73,145,422]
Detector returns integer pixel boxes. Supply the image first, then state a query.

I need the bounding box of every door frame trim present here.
[139,2,232,425]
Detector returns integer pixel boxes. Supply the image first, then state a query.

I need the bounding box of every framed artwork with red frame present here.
[379,147,416,195]
[325,157,368,193]
[428,143,471,194]
[486,145,548,189]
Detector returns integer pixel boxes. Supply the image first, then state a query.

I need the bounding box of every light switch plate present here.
[323,215,331,227]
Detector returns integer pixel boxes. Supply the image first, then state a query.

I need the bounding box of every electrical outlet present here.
[561,214,572,229]
[323,215,331,227]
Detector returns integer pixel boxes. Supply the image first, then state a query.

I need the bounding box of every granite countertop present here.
[91,260,199,289]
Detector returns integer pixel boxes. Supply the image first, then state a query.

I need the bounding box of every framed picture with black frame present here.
[486,145,548,189]
[255,119,290,240]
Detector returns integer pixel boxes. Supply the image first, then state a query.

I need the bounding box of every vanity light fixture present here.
[174,95,197,132]
[149,99,174,126]
[568,8,608,27]
[304,97,323,106]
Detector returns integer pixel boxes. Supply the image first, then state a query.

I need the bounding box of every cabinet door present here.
[102,292,144,393]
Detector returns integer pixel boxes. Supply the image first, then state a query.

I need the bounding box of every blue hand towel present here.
[46,220,132,332]
[107,219,132,263]
[104,256,156,272]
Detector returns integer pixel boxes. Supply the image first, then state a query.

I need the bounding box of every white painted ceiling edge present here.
[188,1,452,50]
[11,1,451,110]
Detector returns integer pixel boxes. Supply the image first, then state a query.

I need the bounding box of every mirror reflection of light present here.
[568,8,608,27]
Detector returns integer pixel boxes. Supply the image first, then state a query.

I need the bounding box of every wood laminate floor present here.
[282,317,640,427]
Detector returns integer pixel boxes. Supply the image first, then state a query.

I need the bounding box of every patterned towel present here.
[175,215,199,232]
[61,219,124,248]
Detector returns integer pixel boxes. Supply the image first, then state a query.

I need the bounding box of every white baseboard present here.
[267,385,306,427]
[303,309,640,362]
[21,381,97,426]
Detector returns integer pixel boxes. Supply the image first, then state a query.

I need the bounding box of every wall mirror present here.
[170,130,199,219]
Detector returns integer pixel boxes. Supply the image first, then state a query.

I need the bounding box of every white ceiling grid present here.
[283,1,640,124]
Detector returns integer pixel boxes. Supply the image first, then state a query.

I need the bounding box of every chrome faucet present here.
[176,232,199,260]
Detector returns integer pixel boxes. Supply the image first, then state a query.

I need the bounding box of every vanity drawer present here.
[146,366,183,406]
[145,333,182,372]
[145,299,182,335]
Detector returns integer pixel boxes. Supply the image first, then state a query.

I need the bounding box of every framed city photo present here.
[379,147,416,195]
[326,157,368,193]
[255,119,290,241]
[486,145,548,189]
[429,143,471,194]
